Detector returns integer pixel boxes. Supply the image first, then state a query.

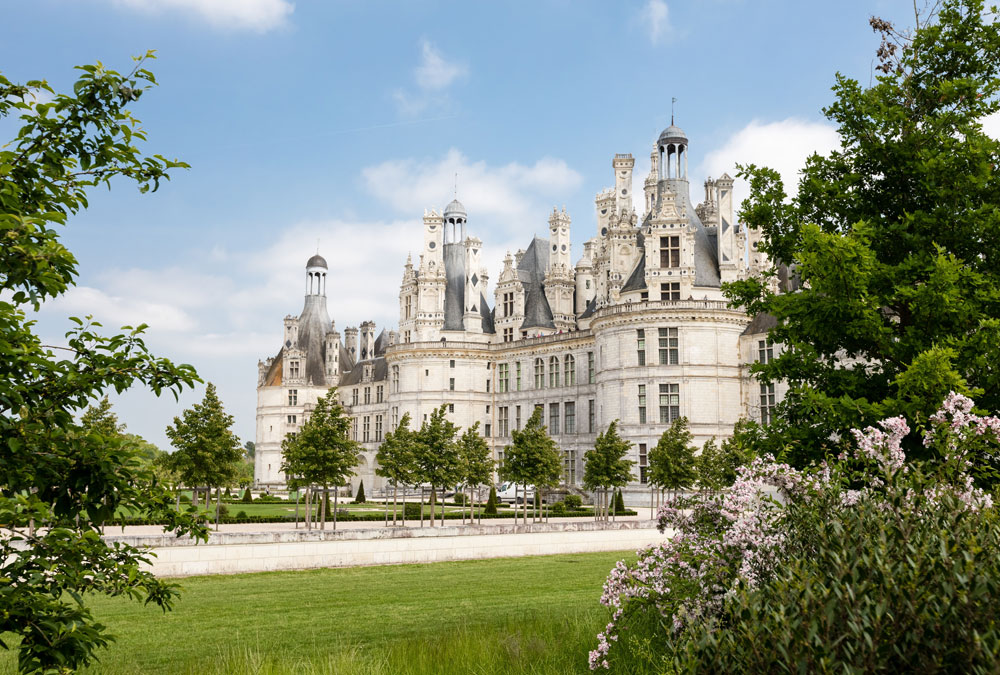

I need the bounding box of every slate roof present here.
[741,313,777,336]
[295,295,333,386]
[622,255,647,292]
[517,237,556,330]
[578,296,598,319]
[443,242,467,330]
[338,356,389,386]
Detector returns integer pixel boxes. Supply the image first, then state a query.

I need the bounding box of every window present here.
[760,383,776,425]
[376,385,383,403]
[659,328,679,365]
[515,405,521,430]
[288,389,298,406]
[503,327,513,342]
[449,403,455,413]
[588,352,595,383]
[637,329,646,366]
[450,359,456,368]
[352,417,358,441]
[486,379,491,393]
[392,406,398,428]
[498,406,509,437]
[485,423,492,437]
[516,362,522,390]
[405,295,412,319]
[661,282,681,301]
[659,384,680,423]
[564,354,576,386]
[564,449,577,485]
[549,356,560,388]
[392,365,400,392]
[660,235,680,268]
[287,432,296,441]
[364,387,371,405]
[404,330,411,343]
[449,377,455,391]
[502,292,514,317]
[639,443,648,484]
[535,403,544,426]
[375,415,383,442]
[638,384,647,424]
[351,388,359,406]
[588,399,596,433]
[498,363,509,392]
[758,339,774,364]
[362,416,370,442]
[534,358,545,389]
[565,402,576,434]
[549,402,560,435]
[289,360,300,378]
[287,414,297,425]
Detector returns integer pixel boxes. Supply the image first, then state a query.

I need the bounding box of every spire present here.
[671,96,677,125]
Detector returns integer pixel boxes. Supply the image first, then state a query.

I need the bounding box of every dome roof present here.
[443,198,467,218]
[657,124,688,145]
[306,254,328,269]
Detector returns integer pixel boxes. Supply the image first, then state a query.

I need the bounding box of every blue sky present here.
[3,0,936,450]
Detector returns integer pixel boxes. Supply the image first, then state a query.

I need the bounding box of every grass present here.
[0,551,633,674]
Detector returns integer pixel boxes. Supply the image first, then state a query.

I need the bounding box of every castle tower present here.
[344,326,358,360]
[360,320,376,360]
[306,254,327,296]
[324,324,340,382]
[715,173,739,283]
[613,154,635,214]
[545,207,575,330]
[657,124,690,212]
[575,240,596,314]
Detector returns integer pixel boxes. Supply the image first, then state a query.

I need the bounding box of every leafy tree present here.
[376,412,416,525]
[501,407,561,524]
[583,421,635,521]
[244,440,255,459]
[648,417,697,501]
[696,437,724,493]
[165,382,243,525]
[717,420,758,486]
[80,396,125,436]
[457,422,495,523]
[280,389,360,530]
[725,0,1000,473]
[412,405,460,526]
[0,54,203,673]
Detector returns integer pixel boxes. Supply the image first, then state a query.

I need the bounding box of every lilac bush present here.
[590,393,1000,671]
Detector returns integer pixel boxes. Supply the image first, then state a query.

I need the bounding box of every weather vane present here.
[671,97,677,125]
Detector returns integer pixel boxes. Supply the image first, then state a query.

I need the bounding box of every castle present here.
[255,123,785,497]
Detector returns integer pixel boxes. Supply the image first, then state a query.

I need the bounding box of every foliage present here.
[582,421,635,492]
[484,486,498,515]
[613,489,625,513]
[716,420,758,486]
[412,405,460,523]
[551,501,566,516]
[647,417,696,496]
[724,0,1000,468]
[243,440,255,459]
[501,407,562,496]
[353,480,366,504]
[564,494,583,510]
[457,422,494,493]
[0,54,204,673]
[280,389,359,491]
[590,392,999,671]
[404,502,422,518]
[695,437,723,491]
[452,492,467,505]
[241,488,253,504]
[376,412,416,489]
[165,382,243,491]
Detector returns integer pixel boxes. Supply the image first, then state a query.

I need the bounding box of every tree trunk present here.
[306,487,312,531]
[192,487,199,508]
[429,486,436,527]
[175,490,180,512]
[215,487,221,531]
[441,485,445,525]
[523,484,528,526]
[477,486,482,525]
[320,486,327,530]
[333,485,339,531]
[420,487,425,528]
[295,490,300,529]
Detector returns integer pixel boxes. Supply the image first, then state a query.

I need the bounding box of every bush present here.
[224,487,232,498]
[354,481,366,504]
[241,488,253,504]
[255,494,283,503]
[216,503,229,518]
[564,494,582,509]
[184,504,198,513]
[178,493,191,504]
[484,486,498,515]
[613,489,626,513]
[235,510,248,520]
[550,501,566,516]
[403,502,421,518]
[452,492,467,505]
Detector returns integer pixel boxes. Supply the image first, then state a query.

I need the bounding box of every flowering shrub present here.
[590,393,1000,672]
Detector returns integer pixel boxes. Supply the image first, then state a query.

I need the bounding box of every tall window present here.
[362,416,371,442]
[515,405,522,431]
[660,235,680,268]
[351,389,359,406]
[392,365,399,392]
[659,384,680,423]
[534,358,545,389]
[588,399,595,433]
[352,417,358,441]
[289,360,300,378]
[637,329,646,366]
[391,406,398,428]
[549,402,560,435]
[503,327,513,342]
[588,352,595,383]
[287,414,297,425]
[516,362,522,390]
[639,443,648,484]
[375,415,383,442]
[502,292,514,317]
[659,328,679,365]
[564,401,576,434]
[498,363,509,392]
[376,385,383,403]
[564,354,575,386]
[288,389,298,406]
[638,384,647,424]
[364,386,371,404]
[760,383,776,425]
[449,377,455,391]
[405,295,412,319]
[498,406,509,437]
[758,339,774,364]
[549,356,560,388]
[404,331,411,343]
[660,282,680,301]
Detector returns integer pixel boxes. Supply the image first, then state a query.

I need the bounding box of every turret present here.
[324,327,340,382]
[306,254,327,296]
[548,207,571,270]
[360,321,376,360]
[344,326,358,359]
[613,154,634,214]
[575,241,596,314]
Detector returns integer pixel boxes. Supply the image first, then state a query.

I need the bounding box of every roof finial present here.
[671,97,677,125]
[454,172,458,198]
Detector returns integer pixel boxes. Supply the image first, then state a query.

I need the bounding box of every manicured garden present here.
[0,551,636,674]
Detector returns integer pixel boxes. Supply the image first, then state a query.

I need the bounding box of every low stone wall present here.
[105,520,665,577]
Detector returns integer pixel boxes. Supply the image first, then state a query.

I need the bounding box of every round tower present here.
[306,254,328,296]
[443,198,467,244]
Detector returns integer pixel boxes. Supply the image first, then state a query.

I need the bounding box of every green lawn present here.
[0,551,633,674]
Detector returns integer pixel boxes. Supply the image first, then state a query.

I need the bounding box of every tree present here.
[244,440,255,459]
[280,389,360,531]
[376,412,416,526]
[583,421,635,521]
[0,54,204,673]
[457,422,494,524]
[412,405,460,526]
[696,437,724,493]
[484,485,499,515]
[717,419,758,487]
[80,396,125,436]
[354,480,366,503]
[501,407,561,524]
[648,417,697,502]
[165,382,243,528]
[725,0,1000,474]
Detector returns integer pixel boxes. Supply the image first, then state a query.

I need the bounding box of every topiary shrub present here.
[241,488,253,503]
[551,501,566,516]
[403,502,421,518]
[217,503,229,518]
[484,486,498,515]
[614,489,626,513]
[564,494,582,509]
[452,492,466,505]
[224,487,232,499]
[178,493,191,504]
[235,510,248,520]
[354,481,366,504]
[256,494,283,503]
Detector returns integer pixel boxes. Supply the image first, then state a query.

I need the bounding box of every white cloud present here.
[46,285,198,333]
[641,0,670,44]
[982,110,1000,139]
[110,0,293,32]
[393,40,467,116]
[698,118,841,208]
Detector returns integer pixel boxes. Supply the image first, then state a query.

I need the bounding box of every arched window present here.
[564,354,575,386]
[534,358,545,389]
[549,356,560,388]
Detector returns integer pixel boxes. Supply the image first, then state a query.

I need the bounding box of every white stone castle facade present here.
[255,124,786,497]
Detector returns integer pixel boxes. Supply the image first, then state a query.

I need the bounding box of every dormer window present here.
[289,360,300,379]
[660,236,680,268]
